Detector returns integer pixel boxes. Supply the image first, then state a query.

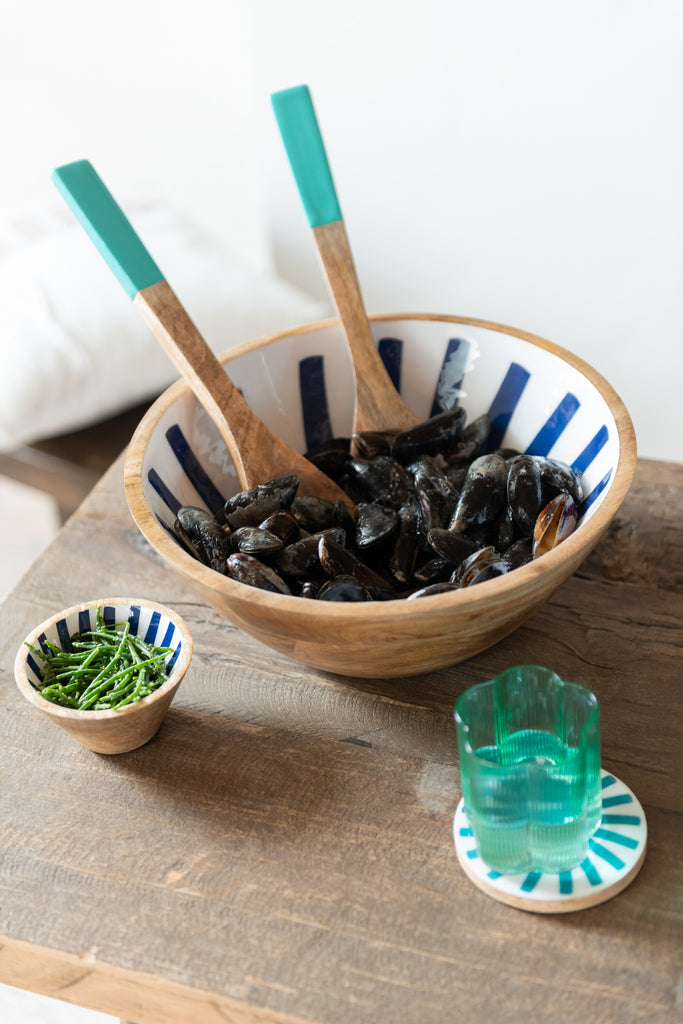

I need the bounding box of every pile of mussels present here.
[173,407,582,602]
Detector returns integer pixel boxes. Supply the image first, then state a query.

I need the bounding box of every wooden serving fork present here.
[52,159,354,511]
[271,85,419,435]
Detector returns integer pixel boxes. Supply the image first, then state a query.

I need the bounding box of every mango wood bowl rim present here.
[124,312,638,622]
[14,597,194,721]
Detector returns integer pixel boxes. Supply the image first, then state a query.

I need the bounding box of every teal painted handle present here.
[271,85,342,228]
[52,159,164,299]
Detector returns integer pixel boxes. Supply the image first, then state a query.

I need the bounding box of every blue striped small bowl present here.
[124,313,636,678]
[14,598,194,753]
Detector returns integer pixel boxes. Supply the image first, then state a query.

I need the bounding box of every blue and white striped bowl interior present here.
[137,317,624,548]
[22,602,185,694]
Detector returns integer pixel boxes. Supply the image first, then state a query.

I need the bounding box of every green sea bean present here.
[26,608,174,711]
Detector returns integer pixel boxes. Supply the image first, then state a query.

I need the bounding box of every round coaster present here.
[453,770,647,913]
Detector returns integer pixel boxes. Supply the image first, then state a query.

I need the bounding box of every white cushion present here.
[0,196,328,450]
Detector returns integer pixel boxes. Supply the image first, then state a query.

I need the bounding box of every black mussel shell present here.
[355,502,398,548]
[413,555,454,586]
[226,552,292,594]
[443,462,470,491]
[507,454,543,535]
[502,537,533,571]
[426,528,479,566]
[347,455,413,509]
[351,430,398,458]
[414,470,458,544]
[174,506,232,573]
[317,576,374,602]
[318,536,396,599]
[388,504,420,585]
[450,454,508,532]
[259,510,300,546]
[224,474,299,530]
[392,407,467,463]
[231,526,283,559]
[332,498,356,543]
[291,495,337,533]
[305,438,352,484]
[274,528,346,578]
[444,413,490,464]
[538,457,584,504]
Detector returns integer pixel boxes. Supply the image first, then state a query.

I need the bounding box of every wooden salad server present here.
[271,85,419,435]
[52,160,353,510]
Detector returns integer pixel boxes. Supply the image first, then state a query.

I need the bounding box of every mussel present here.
[171,406,585,603]
[533,493,578,558]
[224,474,298,530]
[174,506,231,574]
[450,454,508,532]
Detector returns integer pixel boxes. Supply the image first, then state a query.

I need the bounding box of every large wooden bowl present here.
[124,314,636,678]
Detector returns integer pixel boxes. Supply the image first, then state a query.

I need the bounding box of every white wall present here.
[0,1,266,268]
[2,0,681,461]
[259,0,683,462]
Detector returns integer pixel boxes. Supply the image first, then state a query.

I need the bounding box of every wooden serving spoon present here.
[271,85,419,435]
[52,160,353,511]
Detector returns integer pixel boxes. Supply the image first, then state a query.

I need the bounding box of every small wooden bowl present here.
[14,598,194,754]
[124,313,637,678]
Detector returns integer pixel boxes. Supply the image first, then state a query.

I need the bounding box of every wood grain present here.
[0,456,680,1024]
[311,222,419,433]
[133,281,353,510]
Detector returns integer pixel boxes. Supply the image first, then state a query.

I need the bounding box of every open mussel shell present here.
[533,493,578,558]
[450,546,509,587]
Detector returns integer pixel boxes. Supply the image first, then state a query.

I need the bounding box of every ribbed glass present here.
[455,666,601,873]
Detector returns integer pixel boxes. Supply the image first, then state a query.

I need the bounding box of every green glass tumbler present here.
[455,665,601,874]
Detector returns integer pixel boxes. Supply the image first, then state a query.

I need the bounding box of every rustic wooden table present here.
[0,455,681,1024]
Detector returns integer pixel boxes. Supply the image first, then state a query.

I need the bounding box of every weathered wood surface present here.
[0,455,681,1024]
